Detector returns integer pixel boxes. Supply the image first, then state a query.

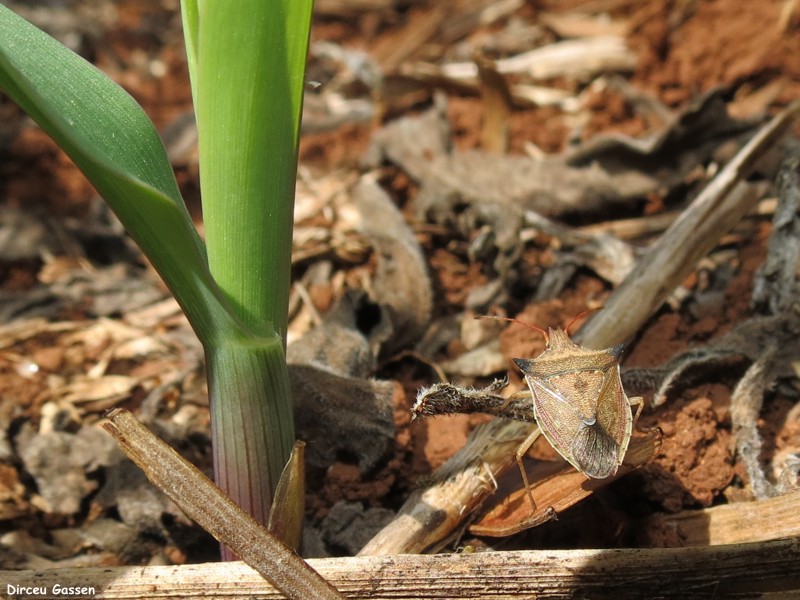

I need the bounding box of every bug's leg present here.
[515,425,541,513]
[500,389,531,409]
[629,396,644,430]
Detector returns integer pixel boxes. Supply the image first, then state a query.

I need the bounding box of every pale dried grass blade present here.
[101,409,343,600]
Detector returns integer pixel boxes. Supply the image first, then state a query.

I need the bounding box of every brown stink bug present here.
[411,310,646,516]
[489,312,644,511]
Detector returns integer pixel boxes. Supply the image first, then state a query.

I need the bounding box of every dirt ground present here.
[1,0,800,568]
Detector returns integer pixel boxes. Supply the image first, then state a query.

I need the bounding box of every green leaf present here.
[0,4,240,344]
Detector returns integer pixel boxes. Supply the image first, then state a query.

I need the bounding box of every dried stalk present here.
[361,101,800,555]
[418,36,636,81]
[359,418,531,554]
[577,101,800,348]
[101,409,343,600]
[641,488,800,546]
[3,538,799,598]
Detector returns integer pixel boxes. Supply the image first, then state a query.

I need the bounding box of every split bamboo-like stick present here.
[2,538,798,598]
[640,488,800,547]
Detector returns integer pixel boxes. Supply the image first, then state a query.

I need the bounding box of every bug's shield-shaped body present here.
[513,328,632,479]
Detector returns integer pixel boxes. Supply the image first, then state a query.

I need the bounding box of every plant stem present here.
[191,0,312,551]
[197,1,308,338]
[205,337,294,559]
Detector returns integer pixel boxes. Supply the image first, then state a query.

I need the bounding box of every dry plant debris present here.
[1,3,800,597]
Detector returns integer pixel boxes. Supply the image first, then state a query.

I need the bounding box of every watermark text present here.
[7,583,96,597]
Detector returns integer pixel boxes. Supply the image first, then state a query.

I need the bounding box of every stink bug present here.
[410,310,645,516]
[487,312,644,511]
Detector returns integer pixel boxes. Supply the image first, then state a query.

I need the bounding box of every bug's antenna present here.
[475,315,549,344]
[565,307,602,335]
